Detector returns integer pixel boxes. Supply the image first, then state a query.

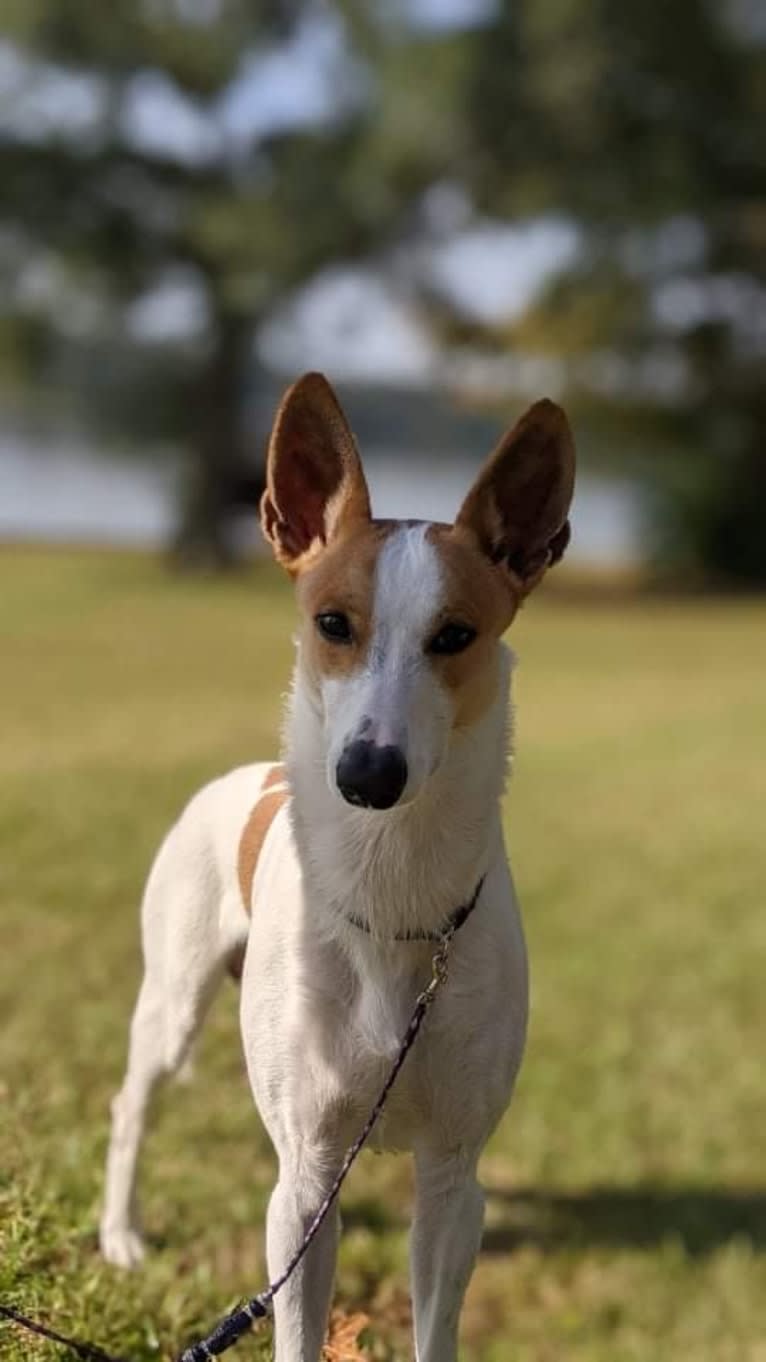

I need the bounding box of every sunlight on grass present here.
[1,548,764,1361]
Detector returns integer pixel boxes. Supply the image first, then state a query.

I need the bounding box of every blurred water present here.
[365,451,641,566]
[0,438,642,566]
[1,439,178,545]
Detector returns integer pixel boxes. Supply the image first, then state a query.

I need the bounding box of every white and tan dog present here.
[100,373,575,1362]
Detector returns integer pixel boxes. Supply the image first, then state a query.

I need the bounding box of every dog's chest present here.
[351,957,422,1057]
[333,953,440,1146]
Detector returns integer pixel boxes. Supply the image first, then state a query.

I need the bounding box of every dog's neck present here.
[284,646,514,943]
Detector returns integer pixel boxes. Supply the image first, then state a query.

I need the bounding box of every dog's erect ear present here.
[455,399,575,595]
[261,372,371,574]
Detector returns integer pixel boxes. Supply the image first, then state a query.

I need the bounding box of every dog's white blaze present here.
[369,524,449,756]
[322,524,453,800]
[374,522,442,630]
[371,522,443,692]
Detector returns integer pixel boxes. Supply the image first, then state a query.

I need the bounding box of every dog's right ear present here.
[261,372,372,575]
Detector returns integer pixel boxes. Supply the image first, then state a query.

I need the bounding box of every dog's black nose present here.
[336,740,408,810]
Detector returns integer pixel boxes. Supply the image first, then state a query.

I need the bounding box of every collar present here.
[344,875,485,943]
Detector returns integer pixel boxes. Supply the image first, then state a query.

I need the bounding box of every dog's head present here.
[262,372,575,811]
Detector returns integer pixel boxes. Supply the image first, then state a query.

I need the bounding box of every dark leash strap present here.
[0,877,485,1362]
[0,1304,128,1362]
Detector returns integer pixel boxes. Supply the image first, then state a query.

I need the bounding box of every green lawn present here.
[1,547,764,1362]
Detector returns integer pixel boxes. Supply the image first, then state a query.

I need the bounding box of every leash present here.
[0,878,484,1362]
[0,1304,127,1362]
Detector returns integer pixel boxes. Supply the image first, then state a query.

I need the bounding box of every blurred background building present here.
[1,0,763,581]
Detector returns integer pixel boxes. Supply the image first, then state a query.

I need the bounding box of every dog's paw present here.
[99,1223,146,1269]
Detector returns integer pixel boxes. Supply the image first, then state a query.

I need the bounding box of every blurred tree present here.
[0,1,470,564]
[456,0,766,584]
[1,1,763,581]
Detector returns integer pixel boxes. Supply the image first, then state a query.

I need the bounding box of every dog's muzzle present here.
[336,740,408,810]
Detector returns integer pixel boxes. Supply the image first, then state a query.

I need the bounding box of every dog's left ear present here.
[455,398,575,595]
[261,372,372,575]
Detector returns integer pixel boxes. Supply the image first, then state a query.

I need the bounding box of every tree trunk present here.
[173,310,254,570]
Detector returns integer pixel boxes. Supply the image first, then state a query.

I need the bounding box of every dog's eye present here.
[315,611,353,644]
[427,622,477,656]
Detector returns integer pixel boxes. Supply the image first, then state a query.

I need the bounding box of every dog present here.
[99,372,575,1362]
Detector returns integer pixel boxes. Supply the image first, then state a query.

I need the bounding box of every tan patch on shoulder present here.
[237,764,289,914]
[428,526,519,728]
[295,519,398,679]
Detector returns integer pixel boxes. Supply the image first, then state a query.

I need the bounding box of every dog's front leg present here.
[410,1145,485,1362]
[267,1152,341,1362]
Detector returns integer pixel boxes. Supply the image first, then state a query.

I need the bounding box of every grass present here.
[1,546,765,1362]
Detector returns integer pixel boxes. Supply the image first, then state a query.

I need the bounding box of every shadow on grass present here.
[481,1185,766,1257]
[343,1186,766,1259]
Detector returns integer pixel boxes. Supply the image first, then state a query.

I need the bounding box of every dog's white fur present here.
[100,374,574,1361]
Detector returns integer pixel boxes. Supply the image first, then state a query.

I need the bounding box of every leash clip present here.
[420,930,453,1006]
